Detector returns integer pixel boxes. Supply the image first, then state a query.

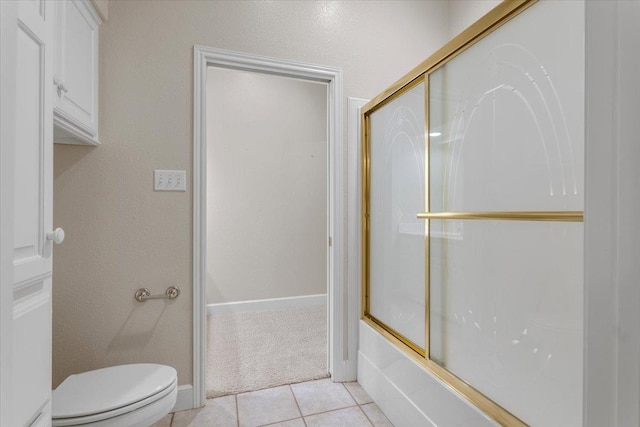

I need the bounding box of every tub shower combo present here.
[361,1,583,425]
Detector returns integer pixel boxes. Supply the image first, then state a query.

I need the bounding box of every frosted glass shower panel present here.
[428,1,584,426]
[368,82,426,349]
[429,1,584,213]
[429,219,583,426]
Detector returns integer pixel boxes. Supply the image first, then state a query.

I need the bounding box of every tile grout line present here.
[300,403,361,418]
[292,379,362,420]
[358,404,377,427]
[299,403,376,426]
[235,394,240,427]
[344,382,383,425]
[342,382,359,404]
[338,382,358,410]
[340,382,376,426]
[288,384,308,427]
[343,382,375,406]
[197,380,382,427]
[258,415,305,427]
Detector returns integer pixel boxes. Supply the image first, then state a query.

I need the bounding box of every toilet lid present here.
[52,364,177,419]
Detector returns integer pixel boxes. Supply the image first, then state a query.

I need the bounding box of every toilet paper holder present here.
[135,286,180,302]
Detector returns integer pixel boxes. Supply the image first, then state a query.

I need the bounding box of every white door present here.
[11,0,56,425]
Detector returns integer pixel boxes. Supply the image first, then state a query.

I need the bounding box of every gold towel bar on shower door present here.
[134,286,181,302]
[417,211,584,222]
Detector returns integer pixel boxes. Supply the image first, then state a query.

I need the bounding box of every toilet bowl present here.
[52,364,177,427]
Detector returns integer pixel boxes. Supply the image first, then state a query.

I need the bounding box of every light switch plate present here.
[154,170,186,191]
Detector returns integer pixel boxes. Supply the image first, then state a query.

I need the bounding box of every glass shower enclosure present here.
[361,1,584,425]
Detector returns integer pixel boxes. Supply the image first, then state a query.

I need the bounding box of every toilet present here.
[52,364,177,427]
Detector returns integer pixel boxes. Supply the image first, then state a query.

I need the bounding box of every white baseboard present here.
[172,385,194,412]
[207,294,327,315]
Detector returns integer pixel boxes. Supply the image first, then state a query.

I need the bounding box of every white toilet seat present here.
[52,364,177,427]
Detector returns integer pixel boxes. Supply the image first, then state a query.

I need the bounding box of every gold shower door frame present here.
[360,1,583,426]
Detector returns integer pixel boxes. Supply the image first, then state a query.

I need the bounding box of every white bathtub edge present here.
[357,320,498,427]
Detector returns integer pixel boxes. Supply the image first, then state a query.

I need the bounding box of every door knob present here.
[46,228,65,244]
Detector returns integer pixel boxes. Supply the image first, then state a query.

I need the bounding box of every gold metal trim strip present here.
[423,74,431,358]
[364,314,527,426]
[361,113,370,318]
[425,360,527,427]
[363,315,426,357]
[363,78,429,128]
[417,211,583,222]
[362,0,537,116]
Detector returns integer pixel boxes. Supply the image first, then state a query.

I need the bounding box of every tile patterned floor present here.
[152,379,393,427]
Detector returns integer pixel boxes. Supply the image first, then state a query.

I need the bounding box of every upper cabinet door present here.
[53,0,101,146]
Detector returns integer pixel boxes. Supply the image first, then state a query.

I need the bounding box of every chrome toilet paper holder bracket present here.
[135,286,180,302]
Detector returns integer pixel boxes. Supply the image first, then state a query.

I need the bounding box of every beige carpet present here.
[206,304,328,398]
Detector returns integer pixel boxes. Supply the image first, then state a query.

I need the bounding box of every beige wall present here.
[207,68,327,304]
[52,0,449,388]
[90,0,108,21]
[447,0,502,39]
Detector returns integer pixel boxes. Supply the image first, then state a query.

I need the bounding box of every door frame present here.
[346,97,368,381]
[192,45,345,407]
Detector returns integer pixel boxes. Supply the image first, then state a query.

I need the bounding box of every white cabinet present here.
[53,0,102,146]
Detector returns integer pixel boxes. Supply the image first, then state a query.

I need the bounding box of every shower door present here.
[362,1,584,425]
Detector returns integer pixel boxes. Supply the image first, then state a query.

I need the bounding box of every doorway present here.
[192,46,349,407]
[206,66,329,396]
